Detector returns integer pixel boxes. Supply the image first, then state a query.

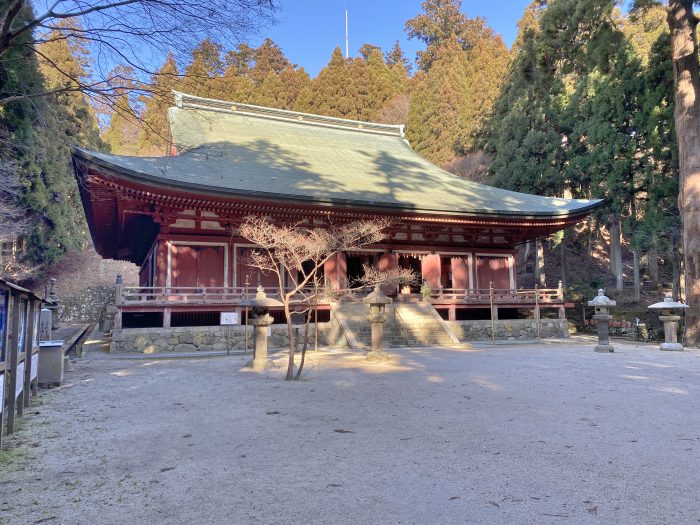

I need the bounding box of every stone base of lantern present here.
[594,344,614,353]
[660,342,684,351]
[248,316,273,371]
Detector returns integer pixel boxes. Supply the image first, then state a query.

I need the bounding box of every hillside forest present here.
[0,0,692,322]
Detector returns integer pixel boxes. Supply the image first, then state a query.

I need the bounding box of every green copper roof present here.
[73,92,601,218]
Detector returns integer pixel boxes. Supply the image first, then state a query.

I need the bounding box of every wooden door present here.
[237,248,278,289]
[171,246,198,289]
[172,245,226,289]
[476,256,511,290]
[196,246,225,288]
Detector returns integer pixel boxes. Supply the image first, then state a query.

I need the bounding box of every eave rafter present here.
[88,175,584,227]
[78,165,590,258]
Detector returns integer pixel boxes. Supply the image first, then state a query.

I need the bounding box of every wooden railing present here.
[117,284,565,307]
[429,286,564,304]
[117,285,319,306]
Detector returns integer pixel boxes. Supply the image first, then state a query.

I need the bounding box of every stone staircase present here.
[331,301,458,349]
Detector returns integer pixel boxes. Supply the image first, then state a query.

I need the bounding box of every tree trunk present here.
[294,305,312,380]
[648,245,659,283]
[609,220,617,277]
[524,241,531,272]
[535,239,546,286]
[633,249,641,302]
[673,243,682,301]
[668,1,700,345]
[611,217,623,291]
[285,302,295,380]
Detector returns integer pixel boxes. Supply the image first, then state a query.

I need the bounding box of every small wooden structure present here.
[0,278,43,448]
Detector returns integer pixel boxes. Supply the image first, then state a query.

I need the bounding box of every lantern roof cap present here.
[648,292,688,310]
[588,289,616,307]
[364,284,391,305]
[240,285,283,308]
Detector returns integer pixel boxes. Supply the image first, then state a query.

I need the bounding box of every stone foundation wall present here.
[446,319,569,341]
[110,320,348,353]
[59,285,116,324]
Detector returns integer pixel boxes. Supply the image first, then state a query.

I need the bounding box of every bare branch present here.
[239,216,390,380]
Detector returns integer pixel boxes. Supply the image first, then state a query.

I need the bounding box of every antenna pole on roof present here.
[345,1,349,59]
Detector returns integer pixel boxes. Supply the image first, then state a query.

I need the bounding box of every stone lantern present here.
[363,284,391,361]
[648,293,689,351]
[240,286,283,370]
[588,289,616,353]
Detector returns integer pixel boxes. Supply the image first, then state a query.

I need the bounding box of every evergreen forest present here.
[0,0,689,309]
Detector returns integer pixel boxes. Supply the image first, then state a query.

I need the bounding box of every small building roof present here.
[72,92,601,219]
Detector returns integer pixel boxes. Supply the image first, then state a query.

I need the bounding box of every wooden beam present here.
[23,299,37,409]
[6,292,21,434]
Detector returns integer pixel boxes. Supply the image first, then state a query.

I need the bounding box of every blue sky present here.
[251,1,534,76]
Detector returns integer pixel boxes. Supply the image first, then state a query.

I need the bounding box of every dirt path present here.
[2,341,700,524]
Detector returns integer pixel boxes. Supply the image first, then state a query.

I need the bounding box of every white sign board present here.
[31,353,38,381]
[267,326,272,337]
[220,312,239,325]
[15,361,24,399]
[0,373,4,414]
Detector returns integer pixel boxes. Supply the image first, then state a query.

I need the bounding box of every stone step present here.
[332,301,457,348]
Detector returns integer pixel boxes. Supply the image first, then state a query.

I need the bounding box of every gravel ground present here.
[2,338,700,524]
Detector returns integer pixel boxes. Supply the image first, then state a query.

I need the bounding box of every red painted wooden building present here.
[72,93,600,328]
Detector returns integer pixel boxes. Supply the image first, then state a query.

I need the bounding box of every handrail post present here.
[557,280,564,301]
[244,275,249,355]
[489,282,495,343]
[6,291,21,434]
[115,282,123,306]
[535,284,541,340]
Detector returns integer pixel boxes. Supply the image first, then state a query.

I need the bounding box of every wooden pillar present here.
[324,252,347,290]
[451,257,469,290]
[378,253,398,294]
[6,293,21,434]
[23,300,37,409]
[421,254,441,290]
[0,362,4,449]
[0,286,8,449]
[324,254,337,289]
[163,307,171,328]
[337,252,347,289]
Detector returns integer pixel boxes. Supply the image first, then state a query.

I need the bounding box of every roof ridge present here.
[172,91,405,138]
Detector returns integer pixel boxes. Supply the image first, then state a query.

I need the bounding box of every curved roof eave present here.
[72,146,603,220]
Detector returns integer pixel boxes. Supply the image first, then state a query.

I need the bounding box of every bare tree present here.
[377,93,410,125]
[355,264,418,292]
[0,155,31,279]
[239,217,389,380]
[0,0,278,106]
[444,151,492,184]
